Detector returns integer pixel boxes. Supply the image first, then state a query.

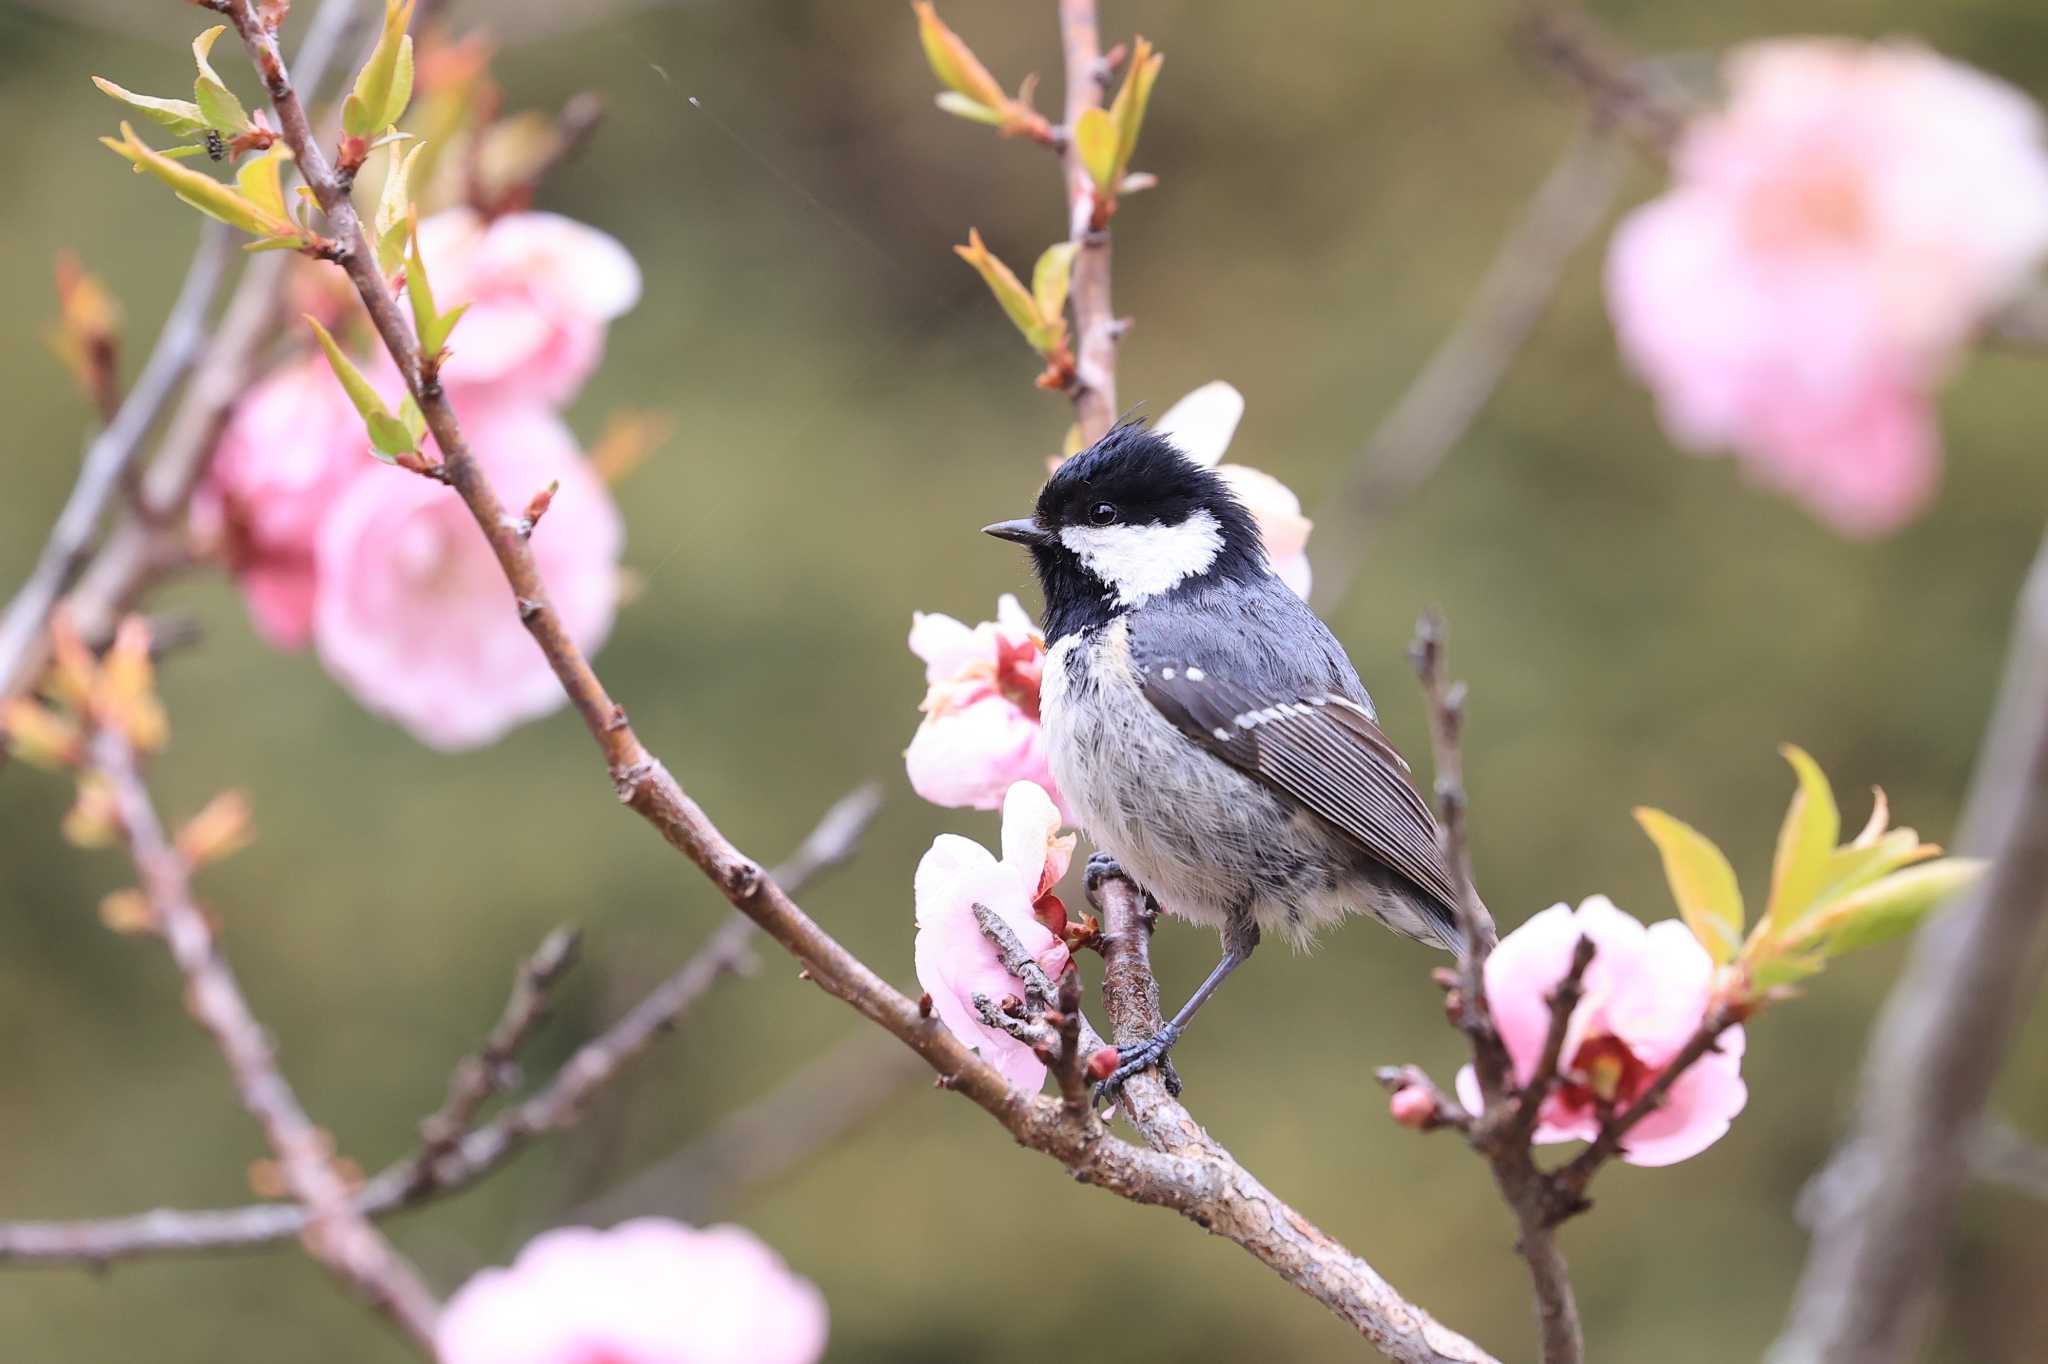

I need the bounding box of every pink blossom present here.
[1456,896,1747,1167]
[1606,40,2048,535]
[194,357,376,649]
[913,780,1075,1091]
[435,1218,826,1364]
[313,400,622,750]
[414,208,641,406]
[905,594,1065,816]
[1156,382,1313,596]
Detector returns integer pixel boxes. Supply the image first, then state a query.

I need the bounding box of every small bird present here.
[983,423,1468,1097]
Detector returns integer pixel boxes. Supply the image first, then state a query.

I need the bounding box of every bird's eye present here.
[1087,501,1118,526]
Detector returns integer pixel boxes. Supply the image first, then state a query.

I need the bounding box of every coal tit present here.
[984,424,1466,1096]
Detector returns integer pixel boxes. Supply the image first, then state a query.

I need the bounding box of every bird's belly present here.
[1044,628,1360,944]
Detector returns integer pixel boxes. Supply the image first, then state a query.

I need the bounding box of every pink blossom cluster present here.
[196,210,640,749]
[1457,896,1747,1166]
[436,1218,827,1364]
[905,593,1063,815]
[1607,40,2048,534]
[913,780,1075,1091]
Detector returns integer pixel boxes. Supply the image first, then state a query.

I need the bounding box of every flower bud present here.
[1388,1085,1438,1130]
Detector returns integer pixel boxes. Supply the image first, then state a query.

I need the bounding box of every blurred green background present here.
[4,1,2047,1359]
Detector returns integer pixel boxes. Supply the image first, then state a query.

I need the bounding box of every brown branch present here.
[1087,871,1492,1362]
[405,927,583,1191]
[201,7,1495,1359]
[0,783,882,1267]
[0,227,234,699]
[1773,534,2048,1364]
[1314,127,1621,614]
[1058,0,1118,442]
[1509,3,1688,154]
[567,1031,925,1226]
[8,0,363,691]
[86,726,440,1351]
[1406,616,1580,1364]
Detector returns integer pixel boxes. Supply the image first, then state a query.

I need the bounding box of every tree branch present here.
[1058,0,1118,442]
[1314,127,1621,614]
[0,227,233,699]
[0,783,882,1267]
[86,725,440,1351]
[1772,534,2048,1363]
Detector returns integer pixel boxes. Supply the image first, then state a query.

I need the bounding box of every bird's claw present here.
[1092,1024,1183,1105]
[1084,852,1162,922]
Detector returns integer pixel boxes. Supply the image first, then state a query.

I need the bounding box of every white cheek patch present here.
[1059,510,1224,607]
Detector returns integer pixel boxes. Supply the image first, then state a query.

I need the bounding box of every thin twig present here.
[1510,3,1688,153]
[0,784,883,1267]
[566,1031,925,1227]
[405,927,583,1192]
[30,0,362,669]
[1314,128,1621,614]
[1406,617,1579,1364]
[1057,0,1117,442]
[88,726,440,1351]
[0,228,234,699]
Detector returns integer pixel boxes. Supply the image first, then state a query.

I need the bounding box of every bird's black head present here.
[983,423,1268,642]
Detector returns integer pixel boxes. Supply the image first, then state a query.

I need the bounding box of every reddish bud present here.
[1389,1085,1438,1130]
[1031,890,1067,939]
[1086,1046,1120,1081]
[918,991,934,1018]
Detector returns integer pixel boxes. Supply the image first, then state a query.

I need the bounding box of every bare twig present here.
[1314,129,1622,614]
[1058,0,1118,442]
[568,1031,925,1226]
[87,726,439,1351]
[1406,617,1579,1364]
[406,927,583,1191]
[1510,3,1688,153]
[0,228,234,699]
[1773,535,2048,1364]
[17,0,362,680]
[472,91,605,218]
[1087,870,1490,1362]
[0,784,883,1267]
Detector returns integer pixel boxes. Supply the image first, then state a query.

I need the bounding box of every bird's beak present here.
[982,518,1048,547]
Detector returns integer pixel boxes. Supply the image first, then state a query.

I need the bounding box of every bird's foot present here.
[1084,852,1162,924]
[1094,1023,1184,1104]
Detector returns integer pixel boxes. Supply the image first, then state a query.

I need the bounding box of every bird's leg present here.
[1097,914,1260,1103]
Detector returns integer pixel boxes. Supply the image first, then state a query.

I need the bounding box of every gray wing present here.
[1128,594,1461,924]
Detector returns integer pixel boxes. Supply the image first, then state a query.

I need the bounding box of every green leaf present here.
[373,141,423,274]
[191,28,252,134]
[1031,241,1077,326]
[913,2,1006,109]
[1073,107,1118,192]
[404,222,468,356]
[100,122,289,239]
[934,91,1002,124]
[1752,951,1826,991]
[1809,829,1938,914]
[1635,806,1745,964]
[954,228,1052,353]
[398,392,427,446]
[1110,38,1162,185]
[303,315,409,460]
[234,145,288,225]
[1823,859,1983,957]
[92,77,207,138]
[1767,745,1841,931]
[343,0,417,138]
